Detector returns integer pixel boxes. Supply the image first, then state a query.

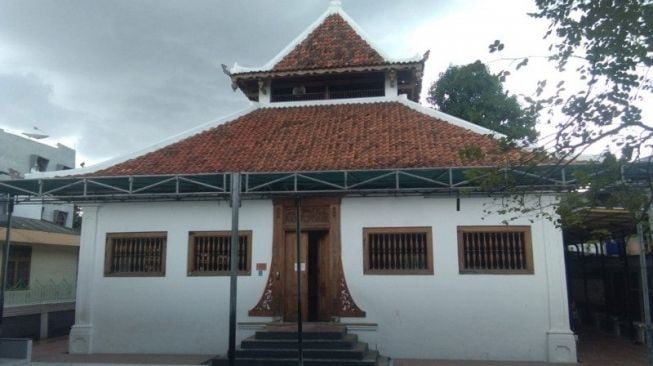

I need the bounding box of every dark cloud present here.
[0,0,452,164]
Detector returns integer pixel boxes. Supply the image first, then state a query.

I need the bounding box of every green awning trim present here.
[0,162,649,203]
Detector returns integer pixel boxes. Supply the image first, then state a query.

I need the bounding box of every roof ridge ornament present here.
[328,0,342,11]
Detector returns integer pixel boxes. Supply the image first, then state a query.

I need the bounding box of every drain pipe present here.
[0,194,14,329]
[295,196,303,366]
[228,173,240,366]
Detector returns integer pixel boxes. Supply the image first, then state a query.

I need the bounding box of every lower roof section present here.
[0,216,80,246]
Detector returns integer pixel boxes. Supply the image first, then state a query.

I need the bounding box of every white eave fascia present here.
[27,103,261,179]
[227,2,420,75]
[396,97,507,139]
[262,96,397,109]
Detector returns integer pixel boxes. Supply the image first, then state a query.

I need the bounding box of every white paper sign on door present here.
[294,262,306,272]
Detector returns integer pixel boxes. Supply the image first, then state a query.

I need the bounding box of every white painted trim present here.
[263,96,398,109]
[27,104,260,178]
[264,95,505,138]
[395,98,506,139]
[229,3,421,74]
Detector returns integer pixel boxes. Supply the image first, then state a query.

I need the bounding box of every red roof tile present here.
[93,102,522,176]
[272,14,386,72]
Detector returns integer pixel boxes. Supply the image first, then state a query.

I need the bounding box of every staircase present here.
[210,324,388,366]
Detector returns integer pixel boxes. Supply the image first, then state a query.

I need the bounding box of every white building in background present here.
[0,128,79,339]
[0,128,76,226]
[25,2,576,363]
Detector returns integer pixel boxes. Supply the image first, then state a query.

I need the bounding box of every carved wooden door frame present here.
[249,197,365,319]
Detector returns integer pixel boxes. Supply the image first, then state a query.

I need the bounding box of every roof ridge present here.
[229,4,421,74]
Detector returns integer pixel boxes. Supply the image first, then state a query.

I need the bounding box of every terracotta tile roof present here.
[272,14,386,72]
[93,102,523,176]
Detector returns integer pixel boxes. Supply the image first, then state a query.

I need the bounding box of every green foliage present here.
[73,205,82,230]
[557,153,646,228]
[477,0,653,227]
[536,0,653,223]
[496,0,653,161]
[427,60,539,143]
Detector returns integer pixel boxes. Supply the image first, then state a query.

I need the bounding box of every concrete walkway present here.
[30,327,648,366]
[31,337,211,365]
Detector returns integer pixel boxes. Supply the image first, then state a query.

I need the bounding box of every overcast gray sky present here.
[1,0,629,166]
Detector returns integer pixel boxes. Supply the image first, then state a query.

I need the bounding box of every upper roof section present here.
[224,1,428,103]
[226,1,423,76]
[272,13,385,72]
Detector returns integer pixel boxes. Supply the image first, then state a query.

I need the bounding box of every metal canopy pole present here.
[0,194,14,328]
[295,197,303,366]
[637,221,653,366]
[228,173,240,366]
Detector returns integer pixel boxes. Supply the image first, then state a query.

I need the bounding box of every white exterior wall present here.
[72,196,575,362]
[340,196,574,362]
[1,243,78,305]
[14,203,75,228]
[72,200,273,354]
[0,128,75,177]
[30,244,79,284]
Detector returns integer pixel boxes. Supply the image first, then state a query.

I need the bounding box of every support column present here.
[637,221,653,366]
[40,311,49,340]
[228,173,240,366]
[0,194,14,327]
[385,69,398,98]
[69,204,100,354]
[541,218,577,363]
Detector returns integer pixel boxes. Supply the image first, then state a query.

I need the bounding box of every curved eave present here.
[228,61,425,81]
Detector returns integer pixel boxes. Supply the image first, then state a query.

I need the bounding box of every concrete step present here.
[236,342,368,359]
[255,328,346,340]
[241,334,358,350]
[210,350,378,366]
[0,359,30,366]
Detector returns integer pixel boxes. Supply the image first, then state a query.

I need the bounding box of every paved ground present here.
[395,328,647,366]
[31,337,212,365]
[30,327,647,366]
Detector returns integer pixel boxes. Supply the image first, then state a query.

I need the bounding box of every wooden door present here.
[316,233,332,321]
[284,232,309,321]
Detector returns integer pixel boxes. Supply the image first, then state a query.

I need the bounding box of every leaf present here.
[516,58,529,70]
[489,40,505,53]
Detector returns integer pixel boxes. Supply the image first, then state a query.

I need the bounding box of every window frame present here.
[7,245,31,290]
[53,210,68,226]
[457,225,534,275]
[187,230,253,277]
[104,232,167,277]
[362,226,434,275]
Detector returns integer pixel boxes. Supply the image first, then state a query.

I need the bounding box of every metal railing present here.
[5,278,76,306]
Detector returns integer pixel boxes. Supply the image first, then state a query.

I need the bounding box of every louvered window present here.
[188,231,252,276]
[363,227,433,275]
[458,226,533,274]
[105,232,166,276]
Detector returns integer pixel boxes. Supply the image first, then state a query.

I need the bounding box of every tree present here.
[481,1,653,215]
[492,0,652,162]
[532,1,652,220]
[427,60,538,143]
